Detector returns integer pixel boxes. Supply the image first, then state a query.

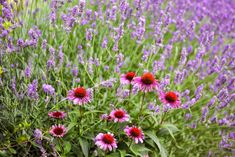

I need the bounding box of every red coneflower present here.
[49,124,67,138]
[124,125,144,144]
[159,91,181,108]
[95,132,117,151]
[120,72,136,85]
[67,87,92,105]
[48,111,66,119]
[110,109,130,123]
[132,72,159,92]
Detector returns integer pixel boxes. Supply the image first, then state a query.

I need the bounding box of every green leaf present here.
[129,144,142,156]
[119,150,126,157]
[145,131,167,157]
[79,137,89,157]
[106,152,120,157]
[16,135,28,143]
[8,148,16,154]
[67,122,77,131]
[160,123,179,141]
[130,144,151,156]
[64,141,71,154]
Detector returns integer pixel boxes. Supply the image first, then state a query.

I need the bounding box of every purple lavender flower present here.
[34,129,48,157]
[42,84,55,95]
[185,113,192,121]
[24,65,31,78]
[27,80,38,100]
[102,37,108,48]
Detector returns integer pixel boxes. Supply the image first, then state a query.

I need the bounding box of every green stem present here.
[58,138,64,155]
[159,112,167,125]
[128,140,133,148]
[138,92,146,120]
[129,84,132,99]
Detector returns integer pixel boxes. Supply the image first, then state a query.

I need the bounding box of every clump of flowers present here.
[1,0,234,156]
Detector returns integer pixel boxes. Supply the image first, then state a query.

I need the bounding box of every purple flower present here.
[24,65,31,78]
[102,37,108,48]
[148,103,155,111]
[42,84,55,95]
[28,80,38,100]
[185,113,192,121]
[34,129,47,157]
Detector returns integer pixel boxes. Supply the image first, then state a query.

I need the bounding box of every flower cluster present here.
[1,0,235,156]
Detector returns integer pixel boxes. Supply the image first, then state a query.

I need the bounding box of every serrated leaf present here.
[79,137,89,157]
[145,131,167,157]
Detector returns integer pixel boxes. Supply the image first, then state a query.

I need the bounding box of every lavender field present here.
[0,0,235,156]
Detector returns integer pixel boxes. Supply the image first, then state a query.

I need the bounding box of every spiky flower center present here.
[52,111,63,118]
[74,87,86,98]
[141,72,155,85]
[114,110,125,118]
[165,92,177,103]
[102,134,114,144]
[53,127,64,135]
[130,127,141,137]
[125,72,135,81]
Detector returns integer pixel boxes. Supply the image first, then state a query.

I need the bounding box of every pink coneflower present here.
[124,125,144,144]
[110,109,130,122]
[159,91,181,108]
[67,87,92,105]
[132,72,159,92]
[120,72,136,85]
[49,124,67,138]
[95,132,117,151]
[48,111,66,119]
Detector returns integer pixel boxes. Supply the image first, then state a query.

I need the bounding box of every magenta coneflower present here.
[120,72,136,85]
[48,111,66,119]
[110,109,130,123]
[49,124,67,138]
[67,87,92,105]
[95,132,117,151]
[124,125,144,144]
[159,91,181,108]
[132,72,159,92]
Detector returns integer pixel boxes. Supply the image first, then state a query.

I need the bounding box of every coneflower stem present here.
[128,140,133,148]
[129,84,132,99]
[160,112,167,125]
[138,92,146,119]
